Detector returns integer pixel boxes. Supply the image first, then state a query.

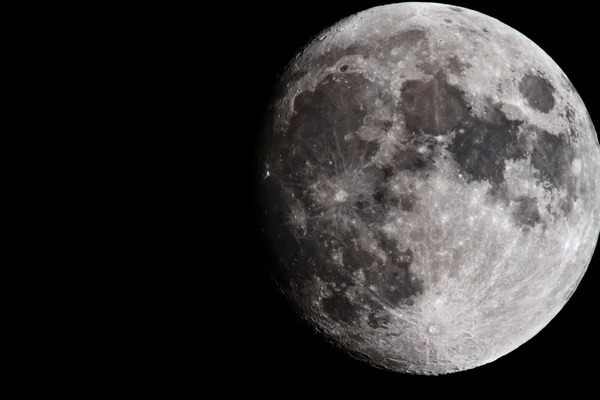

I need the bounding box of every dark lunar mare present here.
[396,74,577,226]
[400,74,468,136]
[260,67,425,328]
[519,73,556,113]
[513,196,541,228]
[447,104,527,188]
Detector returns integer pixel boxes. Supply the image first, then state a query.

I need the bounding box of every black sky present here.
[233,1,599,387]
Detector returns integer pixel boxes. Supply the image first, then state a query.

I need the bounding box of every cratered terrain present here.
[255,2,600,375]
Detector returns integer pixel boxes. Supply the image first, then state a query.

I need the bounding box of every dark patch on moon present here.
[258,173,351,291]
[392,149,430,172]
[289,72,382,173]
[519,73,556,113]
[446,55,470,75]
[354,195,389,224]
[368,309,391,329]
[348,165,397,224]
[400,193,418,211]
[261,146,426,327]
[530,129,575,192]
[339,64,349,72]
[318,234,422,325]
[389,29,427,50]
[400,75,468,136]
[513,196,541,228]
[385,29,428,63]
[381,165,395,180]
[448,6,464,12]
[372,185,399,209]
[447,101,526,188]
[292,91,313,112]
[322,293,360,324]
[366,238,422,306]
[561,176,578,215]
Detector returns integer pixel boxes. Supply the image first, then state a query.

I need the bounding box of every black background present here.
[232,1,598,386]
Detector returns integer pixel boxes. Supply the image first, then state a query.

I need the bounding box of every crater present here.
[428,324,441,334]
[334,190,348,202]
[519,73,556,113]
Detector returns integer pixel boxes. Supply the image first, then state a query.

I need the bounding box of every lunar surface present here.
[256,2,600,375]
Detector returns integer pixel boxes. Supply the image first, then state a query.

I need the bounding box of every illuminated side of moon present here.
[257,2,600,375]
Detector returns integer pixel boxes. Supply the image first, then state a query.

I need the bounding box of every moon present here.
[256,2,600,375]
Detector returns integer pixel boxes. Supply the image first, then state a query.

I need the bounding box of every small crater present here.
[428,324,441,334]
[339,64,349,72]
[483,27,489,33]
[444,18,453,23]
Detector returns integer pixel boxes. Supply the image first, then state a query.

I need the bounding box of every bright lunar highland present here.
[256,2,600,375]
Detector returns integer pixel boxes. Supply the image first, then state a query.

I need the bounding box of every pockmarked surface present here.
[257,2,600,375]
